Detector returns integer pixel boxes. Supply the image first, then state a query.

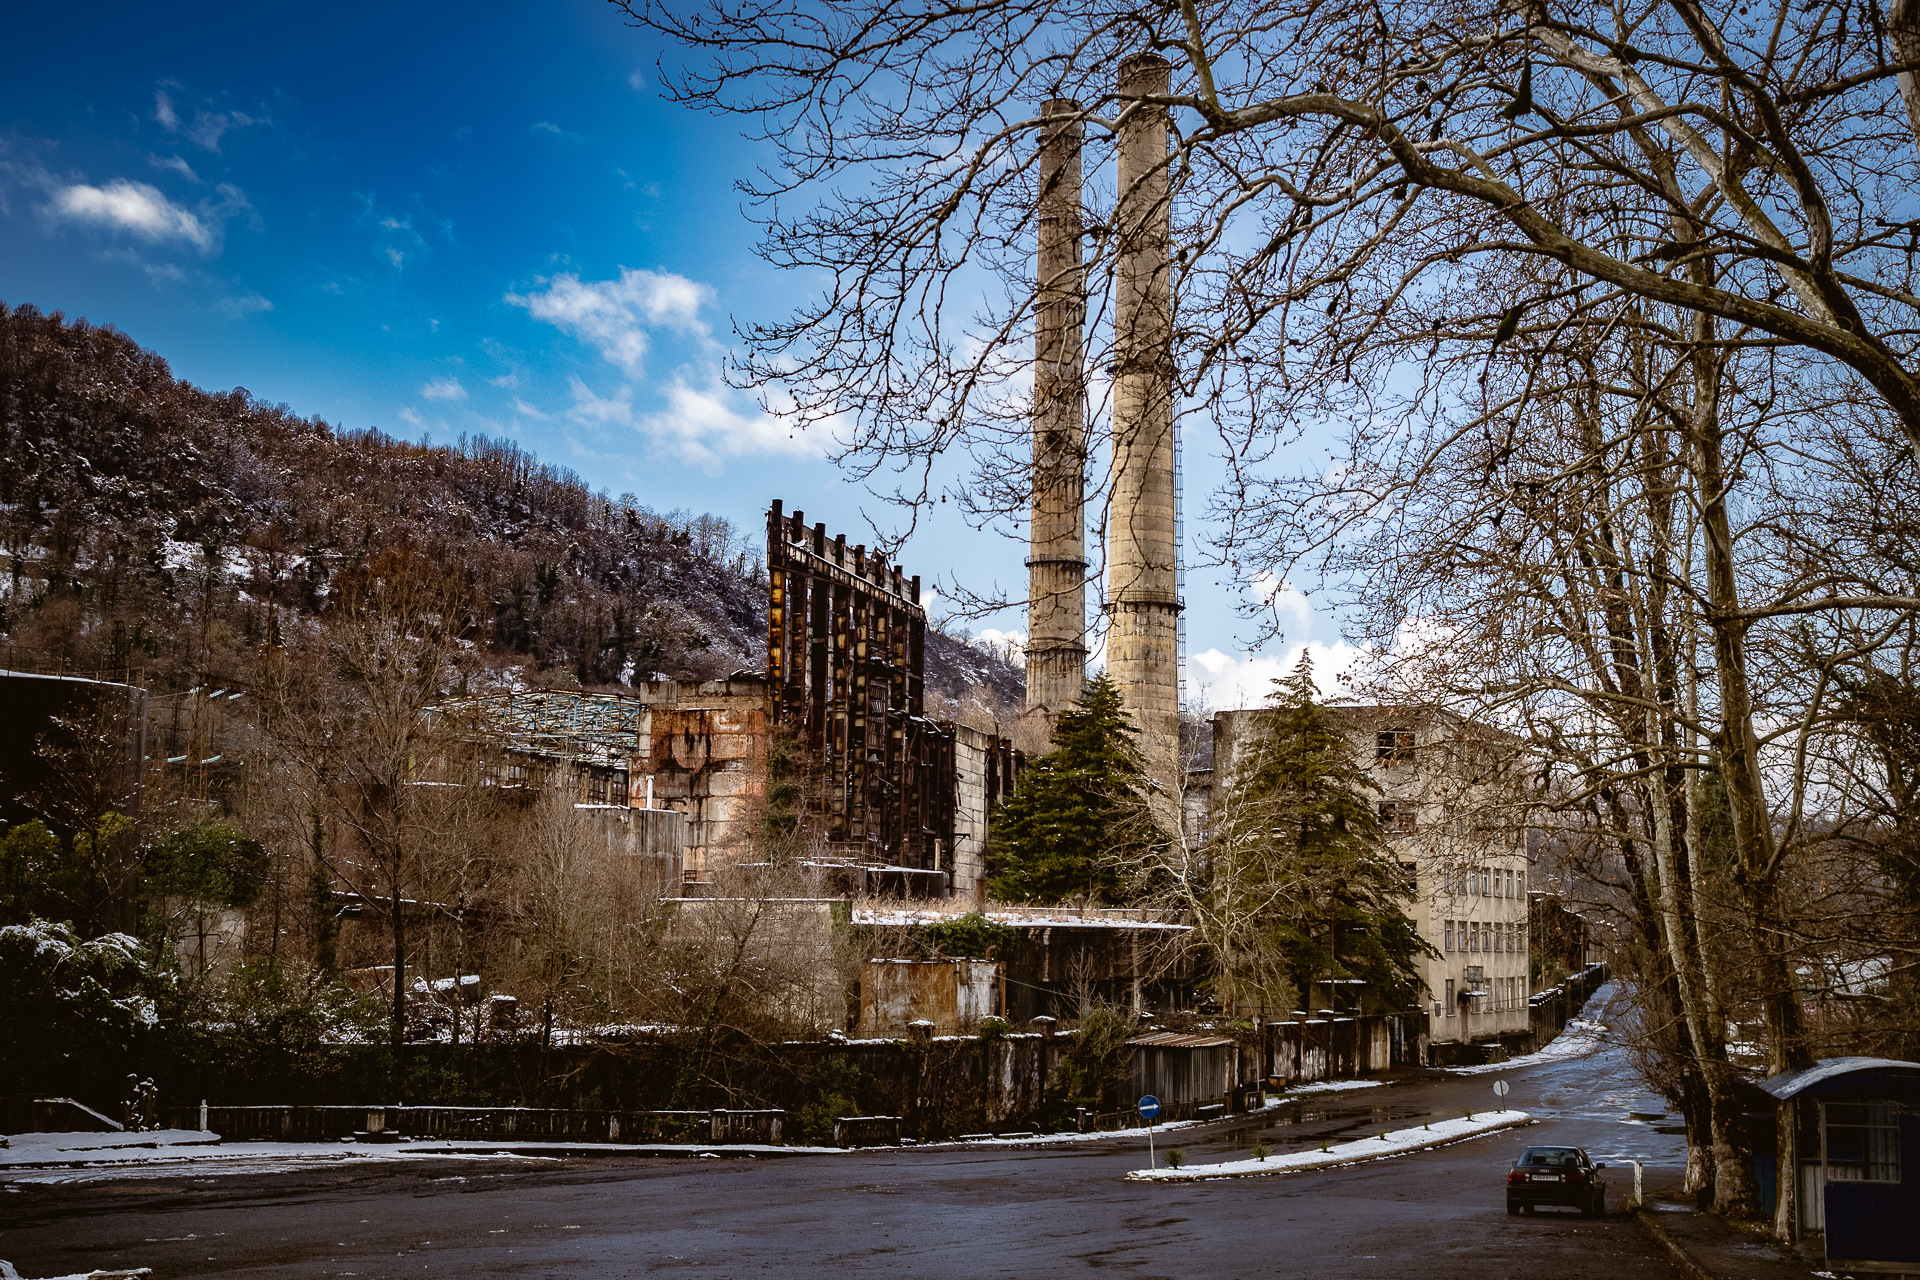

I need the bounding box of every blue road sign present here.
[1137,1095,1161,1121]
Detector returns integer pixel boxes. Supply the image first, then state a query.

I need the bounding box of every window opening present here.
[1376,729,1415,767]
[1825,1103,1901,1182]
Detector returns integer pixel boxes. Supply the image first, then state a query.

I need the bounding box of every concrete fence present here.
[833,1115,902,1147]
[145,979,1619,1147]
[1262,1014,1406,1085]
[163,1104,783,1145]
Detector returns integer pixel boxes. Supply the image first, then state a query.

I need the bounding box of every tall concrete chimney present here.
[1107,52,1181,771]
[1024,98,1090,726]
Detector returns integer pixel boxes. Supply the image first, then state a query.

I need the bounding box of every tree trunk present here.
[1681,329,1813,1239]
[1891,0,1920,161]
[391,881,407,1052]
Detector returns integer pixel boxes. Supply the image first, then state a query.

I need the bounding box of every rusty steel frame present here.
[767,500,954,872]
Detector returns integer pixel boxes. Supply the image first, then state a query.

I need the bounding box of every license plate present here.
[1530,1173,1560,1182]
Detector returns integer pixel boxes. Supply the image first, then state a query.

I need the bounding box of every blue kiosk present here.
[1761,1057,1920,1272]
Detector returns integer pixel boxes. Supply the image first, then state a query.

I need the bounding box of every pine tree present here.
[1207,653,1433,1014]
[985,674,1153,904]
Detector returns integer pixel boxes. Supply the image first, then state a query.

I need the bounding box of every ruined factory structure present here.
[460,502,1018,900]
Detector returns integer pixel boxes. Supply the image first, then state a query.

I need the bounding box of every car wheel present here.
[1581,1192,1598,1218]
[1522,1202,1535,1215]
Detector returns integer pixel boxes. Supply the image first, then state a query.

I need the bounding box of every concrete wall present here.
[950,724,997,903]
[859,959,1001,1035]
[630,676,772,881]
[578,804,684,892]
[1262,1015,1407,1082]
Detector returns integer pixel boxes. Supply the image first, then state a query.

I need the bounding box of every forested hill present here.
[0,302,1024,706]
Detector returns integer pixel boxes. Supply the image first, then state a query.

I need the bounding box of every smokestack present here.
[1025,98,1090,725]
[1107,52,1181,770]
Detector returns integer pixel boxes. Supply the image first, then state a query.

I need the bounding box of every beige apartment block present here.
[1207,705,1533,1046]
[1359,709,1533,1044]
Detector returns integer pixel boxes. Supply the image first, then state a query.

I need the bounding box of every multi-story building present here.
[1206,705,1533,1051]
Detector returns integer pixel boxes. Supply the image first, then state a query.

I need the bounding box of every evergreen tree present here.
[985,674,1153,903]
[1205,654,1433,1014]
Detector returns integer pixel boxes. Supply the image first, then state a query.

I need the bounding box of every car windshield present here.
[1519,1148,1580,1167]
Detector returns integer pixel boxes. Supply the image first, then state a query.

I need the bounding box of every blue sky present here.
[0,0,1351,709]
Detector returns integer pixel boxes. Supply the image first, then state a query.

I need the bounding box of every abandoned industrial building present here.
[1192,705,1540,1053]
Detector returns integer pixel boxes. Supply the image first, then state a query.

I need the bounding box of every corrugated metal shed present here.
[1126,1031,1236,1049]
[1127,1031,1239,1115]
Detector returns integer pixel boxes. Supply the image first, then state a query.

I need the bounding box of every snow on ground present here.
[1445,1019,1609,1076]
[1284,1079,1385,1095]
[1125,1109,1534,1181]
[1,1261,150,1280]
[1,1079,1402,1183]
[913,1080,1383,1150]
[0,1130,833,1185]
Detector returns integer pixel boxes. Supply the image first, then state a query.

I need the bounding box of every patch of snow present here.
[0,1136,842,1185]
[1280,1078,1385,1095]
[1126,1109,1534,1181]
[1445,1020,1608,1075]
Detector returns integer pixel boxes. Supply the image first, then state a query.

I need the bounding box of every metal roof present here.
[1125,1031,1237,1049]
[1759,1056,1920,1100]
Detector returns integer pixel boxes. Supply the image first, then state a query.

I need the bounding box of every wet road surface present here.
[1,988,1693,1278]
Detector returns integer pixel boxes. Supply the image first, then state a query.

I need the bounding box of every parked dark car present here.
[1506,1145,1607,1216]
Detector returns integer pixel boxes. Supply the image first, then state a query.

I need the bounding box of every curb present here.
[1631,1208,1716,1280]
[1125,1112,1535,1182]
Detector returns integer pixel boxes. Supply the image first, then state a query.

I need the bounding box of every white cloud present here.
[48,179,214,251]
[511,398,550,420]
[628,68,647,90]
[507,266,711,375]
[1249,571,1314,631]
[640,376,822,468]
[558,373,821,469]
[421,376,467,402]
[1188,641,1373,710]
[489,373,520,389]
[149,154,199,182]
[398,406,424,426]
[975,628,1027,661]
[357,199,428,271]
[212,292,272,318]
[154,89,262,153]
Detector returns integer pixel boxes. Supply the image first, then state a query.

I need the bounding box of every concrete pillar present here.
[1107,52,1181,774]
[1026,98,1090,727]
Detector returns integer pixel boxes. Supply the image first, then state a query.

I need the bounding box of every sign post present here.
[1493,1079,1510,1108]
[1138,1095,1161,1170]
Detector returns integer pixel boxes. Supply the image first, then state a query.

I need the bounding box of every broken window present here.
[1378,801,1415,832]
[1376,728,1416,767]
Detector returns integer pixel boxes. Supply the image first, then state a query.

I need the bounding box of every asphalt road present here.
[1,989,1693,1279]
